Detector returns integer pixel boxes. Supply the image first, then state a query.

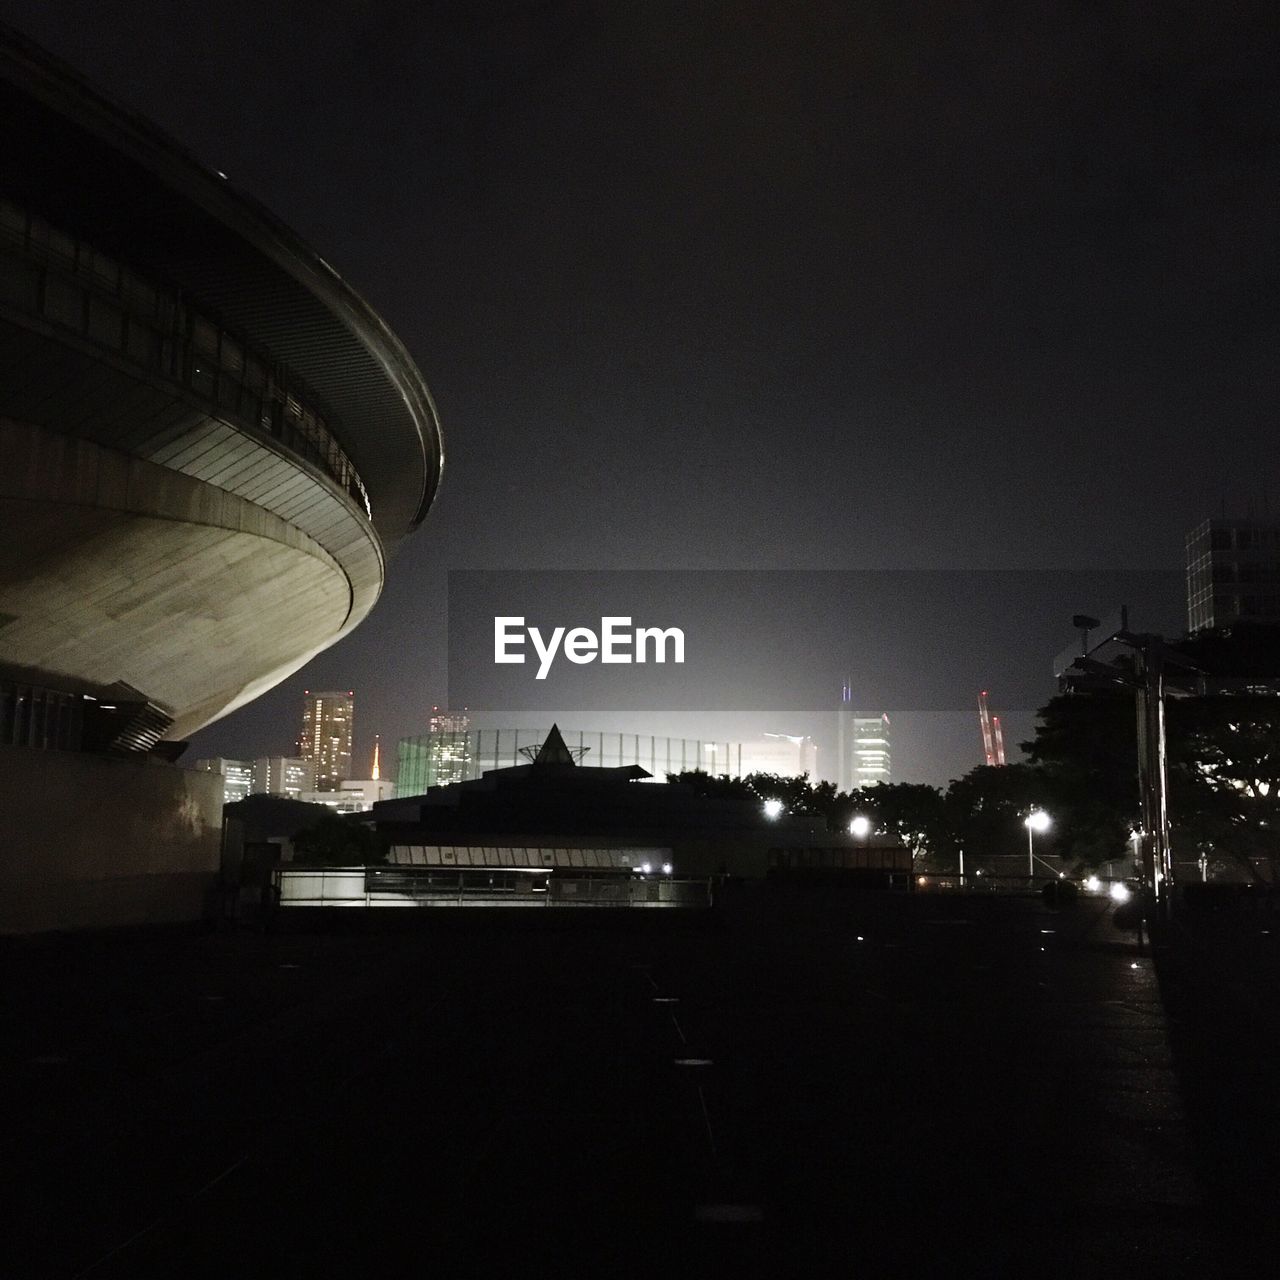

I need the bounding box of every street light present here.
[1024,809,1051,880]
[849,815,871,839]
[763,798,784,820]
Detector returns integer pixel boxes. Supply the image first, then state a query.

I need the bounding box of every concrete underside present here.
[0,746,223,933]
[0,418,359,738]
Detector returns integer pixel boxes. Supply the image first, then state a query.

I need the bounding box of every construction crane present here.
[978,691,1007,767]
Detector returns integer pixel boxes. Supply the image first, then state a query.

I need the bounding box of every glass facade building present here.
[1186,518,1280,633]
[397,728,745,795]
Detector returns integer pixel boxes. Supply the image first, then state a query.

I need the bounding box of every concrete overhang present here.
[0,21,442,547]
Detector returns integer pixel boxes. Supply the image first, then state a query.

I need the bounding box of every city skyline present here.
[12,2,1270,787]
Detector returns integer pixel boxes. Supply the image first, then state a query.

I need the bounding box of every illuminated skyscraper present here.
[422,706,471,787]
[300,690,354,791]
[429,707,470,735]
[836,684,891,790]
[852,714,891,787]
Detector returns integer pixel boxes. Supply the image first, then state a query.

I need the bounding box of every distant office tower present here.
[836,686,891,790]
[300,690,354,790]
[301,777,395,813]
[429,706,470,735]
[251,756,315,800]
[421,707,472,788]
[737,733,819,779]
[1186,518,1280,633]
[193,757,253,806]
[853,715,891,786]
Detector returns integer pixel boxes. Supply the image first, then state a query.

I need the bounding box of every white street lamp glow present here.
[763,798,784,820]
[1110,881,1132,903]
[850,815,871,838]
[1024,808,1051,881]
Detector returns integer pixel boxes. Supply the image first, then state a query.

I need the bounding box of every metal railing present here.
[273,867,714,910]
[0,196,371,517]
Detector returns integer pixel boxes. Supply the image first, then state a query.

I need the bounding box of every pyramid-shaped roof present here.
[532,723,578,767]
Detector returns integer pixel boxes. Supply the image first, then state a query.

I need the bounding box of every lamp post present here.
[1024,809,1051,881]
[849,815,870,841]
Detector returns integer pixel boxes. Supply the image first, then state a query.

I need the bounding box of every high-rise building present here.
[300,691,354,791]
[836,685,891,790]
[193,757,253,806]
[423,707,472,788]
[429,706,471,735]
[251,756,315,800]
[852,715,891,787]
[1186,518,1280,633]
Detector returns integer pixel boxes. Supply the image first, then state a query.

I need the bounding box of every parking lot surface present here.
[1,888,1265,1276]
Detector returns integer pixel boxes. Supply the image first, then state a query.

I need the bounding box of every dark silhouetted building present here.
[368,726,909,889]
[1186,517,1280,633]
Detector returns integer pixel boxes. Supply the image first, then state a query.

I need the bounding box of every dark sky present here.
[6,1,1277,783]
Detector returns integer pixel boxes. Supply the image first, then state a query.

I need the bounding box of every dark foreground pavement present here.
[0,889,1269,1277]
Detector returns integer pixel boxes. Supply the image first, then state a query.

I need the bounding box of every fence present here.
[274,866,713,910]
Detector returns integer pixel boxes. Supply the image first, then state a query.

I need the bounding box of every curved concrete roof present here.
[0,22,442,547]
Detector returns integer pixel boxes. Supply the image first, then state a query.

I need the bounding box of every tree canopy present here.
[665,621,1280,878]
[291,811,385,866]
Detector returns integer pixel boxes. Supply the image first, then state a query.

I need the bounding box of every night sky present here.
[6,1,1277,783]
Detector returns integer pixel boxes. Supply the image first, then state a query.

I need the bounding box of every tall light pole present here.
[1024,809,1051,881]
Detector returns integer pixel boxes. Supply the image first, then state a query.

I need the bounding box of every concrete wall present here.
[0,746,223,933]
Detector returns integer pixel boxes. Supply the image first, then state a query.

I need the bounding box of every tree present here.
[1017,623,1280,879]
[1170,694,1280,882]
[944,764,1053,863]
[1021,691,1137,867]
[665,770,841,823]
[842,782,951,860]
[291,812,385,866]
